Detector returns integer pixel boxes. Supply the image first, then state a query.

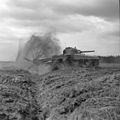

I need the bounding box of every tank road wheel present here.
[85,60,92,67]
[52,59,65,70]
[78,59,84,67]
[73,61,80,67]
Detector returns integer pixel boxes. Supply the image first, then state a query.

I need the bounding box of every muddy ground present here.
[0,66,120,120]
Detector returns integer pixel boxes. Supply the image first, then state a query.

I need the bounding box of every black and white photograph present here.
[0,0,120,120]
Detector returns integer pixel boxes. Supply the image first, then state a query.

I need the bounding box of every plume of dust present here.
[16,32,61,75]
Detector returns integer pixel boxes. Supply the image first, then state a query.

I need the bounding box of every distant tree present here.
[100,56,120,63]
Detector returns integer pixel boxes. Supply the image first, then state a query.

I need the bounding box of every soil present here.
[0,66,120,120]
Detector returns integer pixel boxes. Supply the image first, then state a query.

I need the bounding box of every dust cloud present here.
[16,32,61,75]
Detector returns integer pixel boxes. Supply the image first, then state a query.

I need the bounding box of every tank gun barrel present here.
[78,50,95,53]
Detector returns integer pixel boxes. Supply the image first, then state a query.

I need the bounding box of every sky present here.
[0,0,119,61]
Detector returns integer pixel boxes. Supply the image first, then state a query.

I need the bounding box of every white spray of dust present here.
[16,32,61,74]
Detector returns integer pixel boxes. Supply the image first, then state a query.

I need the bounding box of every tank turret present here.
[63,47,95,55]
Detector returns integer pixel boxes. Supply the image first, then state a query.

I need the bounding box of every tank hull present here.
[51,54,99,70]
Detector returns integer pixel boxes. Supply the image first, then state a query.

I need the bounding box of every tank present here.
[51,47,99,70]
[25,47,99,70]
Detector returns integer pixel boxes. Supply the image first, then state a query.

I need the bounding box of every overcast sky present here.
[0,0,119,61]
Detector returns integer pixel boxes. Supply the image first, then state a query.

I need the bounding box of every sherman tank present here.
[51,47,99,70]
[25,47,99,70]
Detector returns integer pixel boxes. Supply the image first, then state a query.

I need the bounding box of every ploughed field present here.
[0,66,120,120]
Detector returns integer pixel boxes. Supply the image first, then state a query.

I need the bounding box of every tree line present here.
[99,56,120,63]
